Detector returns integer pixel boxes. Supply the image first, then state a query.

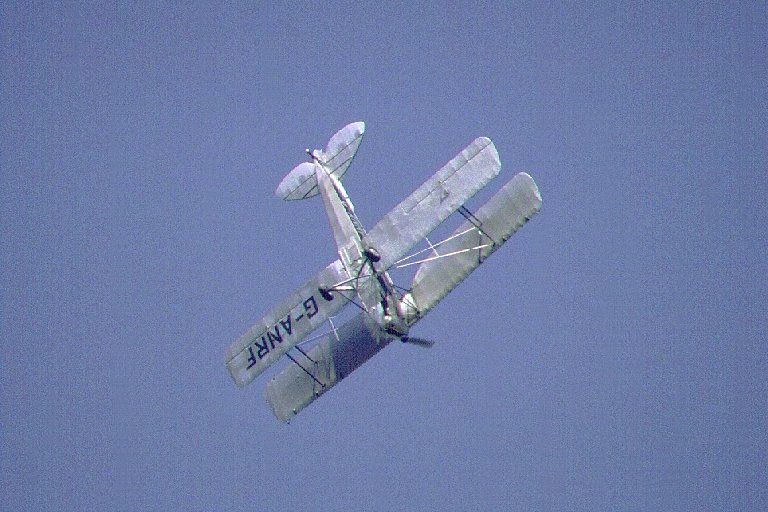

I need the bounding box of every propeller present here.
[401,336,435,348]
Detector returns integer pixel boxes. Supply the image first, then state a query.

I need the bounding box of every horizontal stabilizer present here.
[403,172,542,321]
[265,313,391,422]
[275,122,365,200]
[224,259,350,388]
[364,137,501,271]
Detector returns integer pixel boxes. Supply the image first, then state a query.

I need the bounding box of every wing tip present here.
[265,379,295,423]
[513,172,542,206]
[471,137,500,171]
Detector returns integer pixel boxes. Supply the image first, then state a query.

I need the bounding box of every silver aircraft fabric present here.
[364,137,501,272]
[224,259,351,387]
[275,122,365,200]
[264,173,542,422]
[403,172,542,322]
[265,312,392,422]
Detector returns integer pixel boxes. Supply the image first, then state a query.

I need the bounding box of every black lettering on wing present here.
[255,336,269,359]
[280,316,293,335]
[246,347,258,369]
[303,296,318,319]
[267,326,282,348]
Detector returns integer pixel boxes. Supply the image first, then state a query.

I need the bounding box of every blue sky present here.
[2,2,766,510]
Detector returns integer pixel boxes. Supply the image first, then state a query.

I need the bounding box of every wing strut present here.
[393,227,477,267]
[285,352,326,390]
[458,205,496,243]
[395,243,493,269]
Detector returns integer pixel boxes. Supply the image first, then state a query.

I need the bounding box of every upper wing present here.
[224,259,350,388]
[402,172,542,321]
[364,137,501,271]
[276,122,365,200]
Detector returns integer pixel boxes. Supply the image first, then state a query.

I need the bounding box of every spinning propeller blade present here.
[401,336,435,348]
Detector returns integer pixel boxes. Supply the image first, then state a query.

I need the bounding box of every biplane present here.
[224,122,542,422]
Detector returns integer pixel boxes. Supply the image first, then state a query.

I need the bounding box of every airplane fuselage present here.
[312,154,409,339]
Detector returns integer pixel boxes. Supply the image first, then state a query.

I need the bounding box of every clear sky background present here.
[2,2,766,511]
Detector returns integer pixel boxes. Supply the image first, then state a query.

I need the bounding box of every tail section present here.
[315,159,367,274]
[275,122,365,200]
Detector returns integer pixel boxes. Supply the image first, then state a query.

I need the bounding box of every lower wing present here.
[260,174,542,421]
[265,312,392,422]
